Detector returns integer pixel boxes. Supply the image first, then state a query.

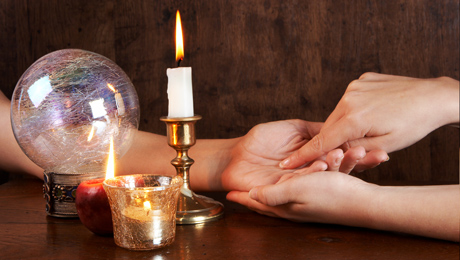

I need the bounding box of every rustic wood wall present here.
[0,0,458,184]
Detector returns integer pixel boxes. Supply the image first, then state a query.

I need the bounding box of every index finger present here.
[280,118,363,169]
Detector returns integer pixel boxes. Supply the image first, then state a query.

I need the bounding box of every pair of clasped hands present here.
[223,72,458,224]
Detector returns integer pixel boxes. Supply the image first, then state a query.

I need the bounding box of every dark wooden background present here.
[0,0,458,184]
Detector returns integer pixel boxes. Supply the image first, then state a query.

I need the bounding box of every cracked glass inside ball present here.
[11,49,139,174]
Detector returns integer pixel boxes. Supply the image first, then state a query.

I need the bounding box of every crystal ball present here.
[11,49,140,174]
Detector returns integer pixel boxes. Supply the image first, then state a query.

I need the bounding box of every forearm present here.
[364,184,460,241]
[116,131,175,177]
[434,77,459,127]
[117,130,238,191]
[0,92,43,178]
[2,89,237,186]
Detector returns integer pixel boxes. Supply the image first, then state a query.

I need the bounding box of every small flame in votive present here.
[143,201,151,212]
[105,136,115,180]
[87,125,95,142]
[107,83,116,92]
[175,10,184,64]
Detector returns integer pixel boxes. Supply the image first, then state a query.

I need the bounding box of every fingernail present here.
[279,158,290,168]
[249,187,259,200]
[320,164,328,171]
[385,156,390,162]
[334,155,344,165]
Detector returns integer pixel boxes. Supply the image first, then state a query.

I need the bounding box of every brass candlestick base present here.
[161,115,224,224]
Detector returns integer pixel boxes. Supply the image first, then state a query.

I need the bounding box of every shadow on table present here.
[0,170,8,185]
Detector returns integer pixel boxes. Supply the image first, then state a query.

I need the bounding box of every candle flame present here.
[107,83,116,93]
[87,125,95,142]
[175,10,184,64]
[105,136,115,180]
[143,201,151,211]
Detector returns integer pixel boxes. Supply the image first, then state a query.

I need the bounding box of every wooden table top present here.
[0,178,458,260]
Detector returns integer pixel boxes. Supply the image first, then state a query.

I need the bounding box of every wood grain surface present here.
[0,178,458,259]
[0,0,458,184]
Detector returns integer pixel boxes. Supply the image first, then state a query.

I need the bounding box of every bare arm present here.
[228,171,459,242]
[1,90,237,185]
[1,90,384,192]
[370,184,459,241]
[0,91,43,178]
[117,131,238,191]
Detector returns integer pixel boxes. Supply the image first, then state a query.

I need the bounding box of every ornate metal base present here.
[176,187,224,224]
[43,171,105,218]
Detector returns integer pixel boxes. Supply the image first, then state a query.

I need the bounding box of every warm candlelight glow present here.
[87,125,95,142]
[143,201,151,212]
[107,83,116,92]
[105,136,115,179]
[175,10,184,64]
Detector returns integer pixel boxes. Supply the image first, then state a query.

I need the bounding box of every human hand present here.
[226,170,377,225]
[220,119,387,191]
[281,73,460,169]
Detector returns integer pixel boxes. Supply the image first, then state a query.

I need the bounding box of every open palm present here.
[221,120,324,191]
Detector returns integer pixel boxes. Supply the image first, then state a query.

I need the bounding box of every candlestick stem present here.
[160,115,224,224]
[171,149,192,190]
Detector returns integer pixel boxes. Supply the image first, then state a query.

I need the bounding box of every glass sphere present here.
[11,49,139,174]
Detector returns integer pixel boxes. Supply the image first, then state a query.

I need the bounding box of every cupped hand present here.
[226,170,377,225]
[220,119,387,192]
[281,73,459,169]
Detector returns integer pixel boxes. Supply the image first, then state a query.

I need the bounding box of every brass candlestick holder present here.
[160,115,224,224]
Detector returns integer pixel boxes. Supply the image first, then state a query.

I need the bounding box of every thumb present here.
[249,183,292,206]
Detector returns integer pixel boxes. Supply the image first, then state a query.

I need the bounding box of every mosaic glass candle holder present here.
[103,174,183,250]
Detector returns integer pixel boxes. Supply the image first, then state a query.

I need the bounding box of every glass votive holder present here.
[103,174,183,250]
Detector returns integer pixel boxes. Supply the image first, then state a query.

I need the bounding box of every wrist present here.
[435,77,459,127]
[189,137,240,191]
[313,174,380,228]
[338,179,381,228]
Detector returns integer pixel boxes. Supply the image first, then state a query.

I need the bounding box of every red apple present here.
[75,178,113,236]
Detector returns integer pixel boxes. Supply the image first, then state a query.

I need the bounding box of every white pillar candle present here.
[167,67,194,118]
